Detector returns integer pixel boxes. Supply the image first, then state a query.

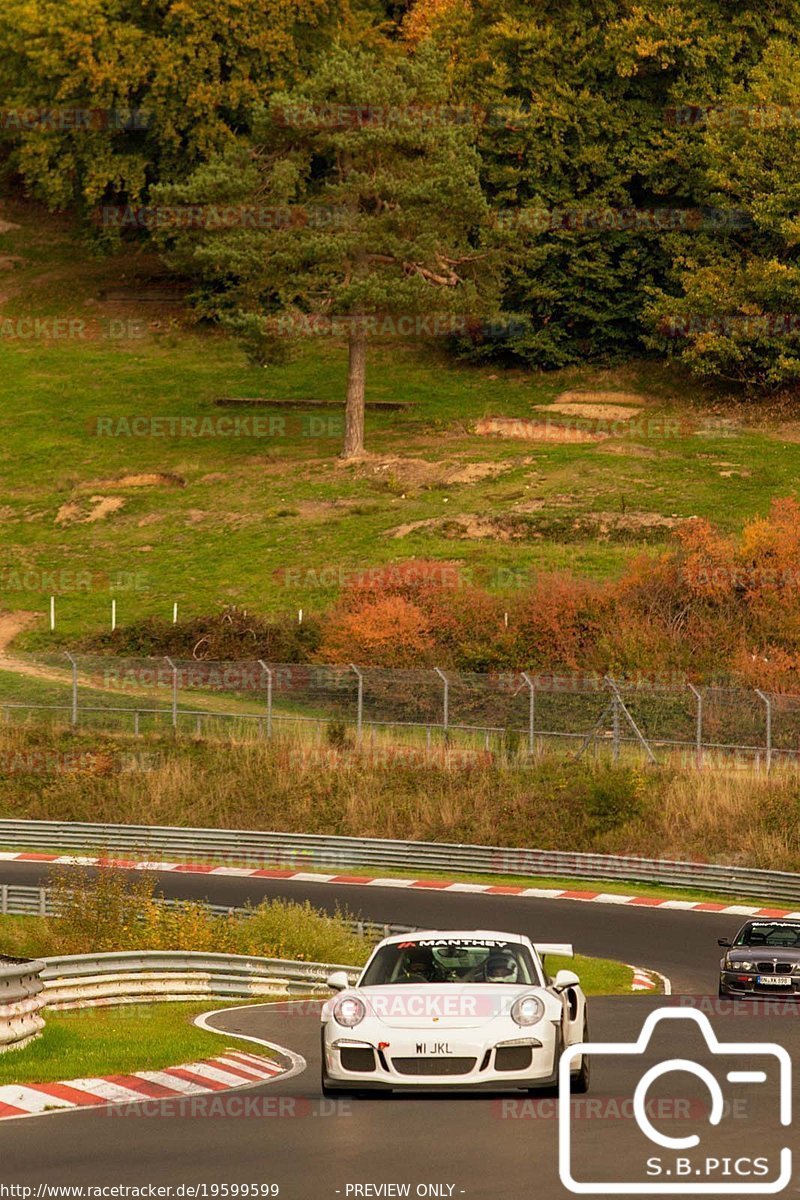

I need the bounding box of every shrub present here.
[79,605,321,662]
[326,717,352,751]
[318,594,437,667]
[28,863,370,965]
[582,765,646,836]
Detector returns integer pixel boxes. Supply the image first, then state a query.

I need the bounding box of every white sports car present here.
[320,929,589,1094]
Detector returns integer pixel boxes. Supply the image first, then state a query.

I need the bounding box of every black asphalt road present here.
[0,862,797,1197]
[0,859,739,992]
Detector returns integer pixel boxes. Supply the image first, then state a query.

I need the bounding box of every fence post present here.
[521,672,536,755]
[434,668,449,735]
[1,884,6,915]
[755,689,772,773]
[64,651,78,726]
[603,676,658,765]
[165,656,178,730]
[258,661,273,738]
[38,888,47,916]
[350,664,363,740]
[687,683,703,770]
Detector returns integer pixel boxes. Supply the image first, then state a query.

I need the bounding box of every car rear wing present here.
[534,943,574,959]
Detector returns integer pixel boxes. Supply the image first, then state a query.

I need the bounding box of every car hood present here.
[353,983,551,1029]
[727,948,800,964]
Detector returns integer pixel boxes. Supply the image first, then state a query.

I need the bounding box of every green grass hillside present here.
[1,197,797,645]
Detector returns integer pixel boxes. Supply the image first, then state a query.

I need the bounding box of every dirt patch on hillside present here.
[388,514,521,541]
[388,509,687,543]
[80,473,185,490]
[546,401,642,421]
[340,454,527,489]
[475,417,607,443]
[596,442,660,459]
[555,390,650,406]
[588,511,685,533]
[0,612,38,653]
[56,496,125,526]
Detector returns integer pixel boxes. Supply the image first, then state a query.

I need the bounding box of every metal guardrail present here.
[0,955,46,1049]
[0,883,412,944]
[38,951,360,1008]
[1,819,800,905]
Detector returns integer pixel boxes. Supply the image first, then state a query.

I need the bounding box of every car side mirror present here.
[326,971,350,991]
[717,938,732,948]
[553,969,580,992]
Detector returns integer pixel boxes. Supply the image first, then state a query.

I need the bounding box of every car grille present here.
[392,1057,476,1076]
[756,962,793,973]
[339,1048,375,1073]
[494,1046,533,1073]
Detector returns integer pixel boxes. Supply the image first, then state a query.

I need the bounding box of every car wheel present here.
[570,1018,590,1094]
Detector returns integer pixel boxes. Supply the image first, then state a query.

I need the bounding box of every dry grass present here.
[0,721,798,870]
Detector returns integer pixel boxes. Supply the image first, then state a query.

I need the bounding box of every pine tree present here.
[153,42,498,457]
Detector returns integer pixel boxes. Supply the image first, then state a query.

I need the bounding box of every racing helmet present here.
[403,945,435,979]
[485,950,519,983]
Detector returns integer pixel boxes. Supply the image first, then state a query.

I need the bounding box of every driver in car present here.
[399,946,437,982]
[484,950,519,984]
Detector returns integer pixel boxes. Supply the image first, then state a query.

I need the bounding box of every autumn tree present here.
[0,0,349,211]
[151,41,498,458]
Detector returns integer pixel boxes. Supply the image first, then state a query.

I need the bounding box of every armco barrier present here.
[39,951,360,1009]
[0,884,412,943]
[1,818,800,905]
[0,956,45,1049]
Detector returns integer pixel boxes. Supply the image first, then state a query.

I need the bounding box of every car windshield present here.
[359,938,541,987]
[735,923,800,948]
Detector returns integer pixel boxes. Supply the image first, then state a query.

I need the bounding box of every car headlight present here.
[511,995,545,1027]
[727,960,755,972]
[333,995,366,1028]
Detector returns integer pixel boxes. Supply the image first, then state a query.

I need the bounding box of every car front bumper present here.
[322,1029,562,1091]
[720,971,800,998]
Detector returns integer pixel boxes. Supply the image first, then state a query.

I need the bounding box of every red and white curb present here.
[0,1049,286,1120]
[627,965,671,995]
[1,850,796,920]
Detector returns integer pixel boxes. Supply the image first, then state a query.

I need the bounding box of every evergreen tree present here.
[154,42,498,457]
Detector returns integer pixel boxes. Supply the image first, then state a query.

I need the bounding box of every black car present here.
[719,919,800,998]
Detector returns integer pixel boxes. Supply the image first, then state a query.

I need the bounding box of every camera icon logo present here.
[558,1008,792,1194]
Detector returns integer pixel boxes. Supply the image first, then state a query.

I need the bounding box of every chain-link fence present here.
[0,653,797,770]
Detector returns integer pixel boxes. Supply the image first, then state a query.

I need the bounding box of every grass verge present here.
[545,954,651,996]
[0,1001,250,1086]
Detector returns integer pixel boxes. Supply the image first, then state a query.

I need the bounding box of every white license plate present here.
[758,975,793,986]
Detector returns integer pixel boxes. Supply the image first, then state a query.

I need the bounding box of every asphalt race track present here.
[1,860,799,1198]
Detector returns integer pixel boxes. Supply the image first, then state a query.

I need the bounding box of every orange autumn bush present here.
[317,501,800,689]
[317,593,437,668]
